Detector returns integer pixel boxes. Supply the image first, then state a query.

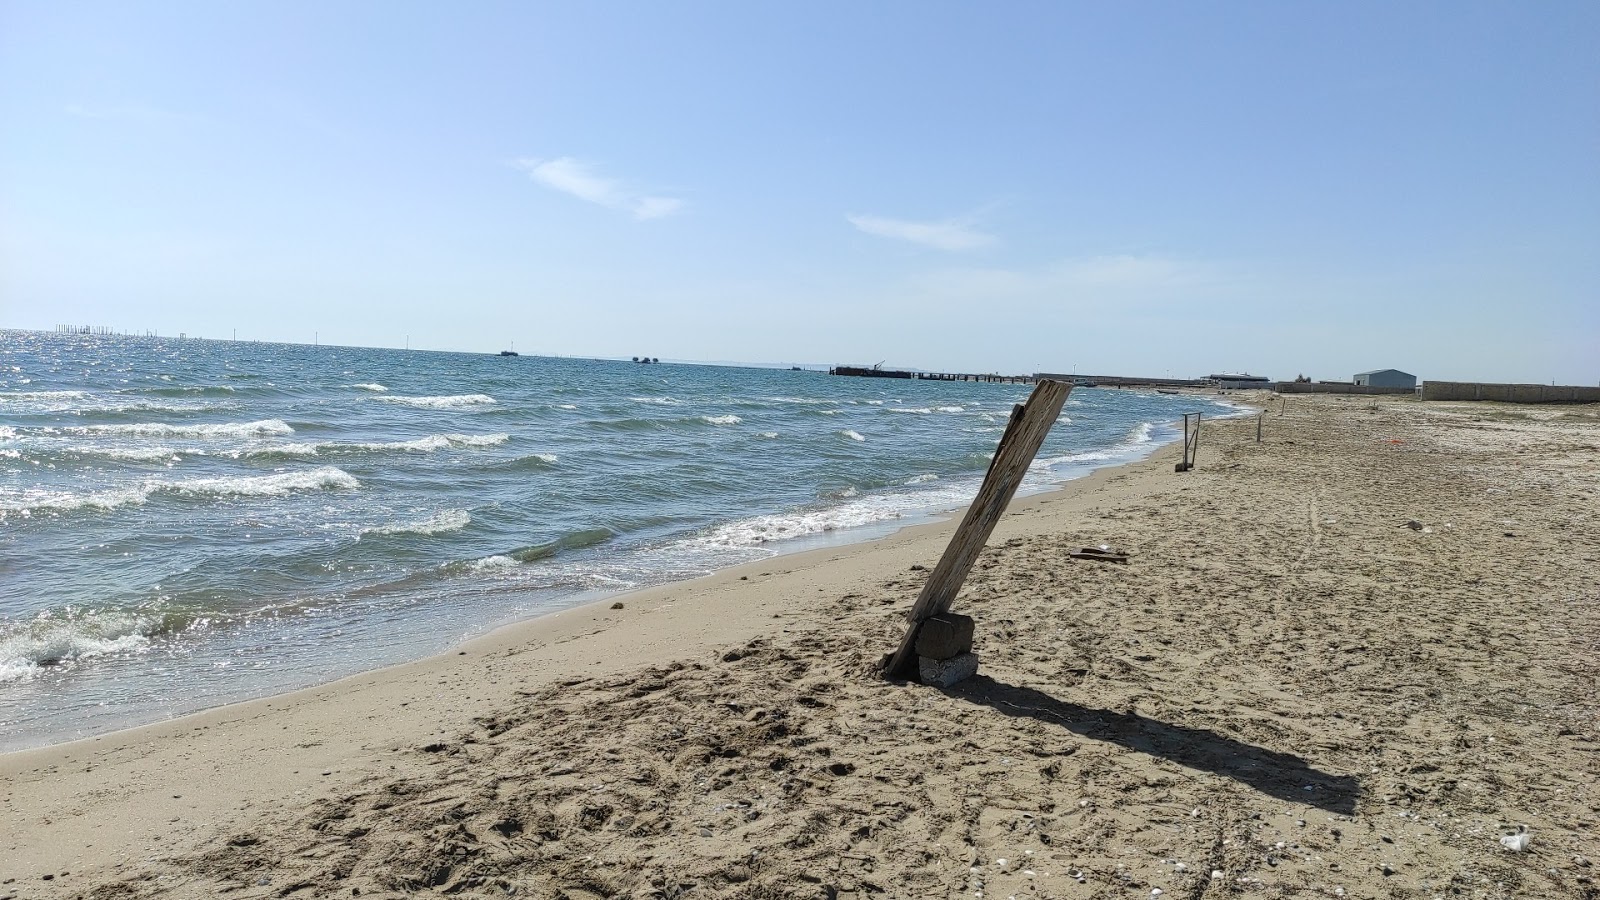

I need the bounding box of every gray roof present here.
[1356,368,1413,377]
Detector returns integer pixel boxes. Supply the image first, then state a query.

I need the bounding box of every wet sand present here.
[3,395,1597,899]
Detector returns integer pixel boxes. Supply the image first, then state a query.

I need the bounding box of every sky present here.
[1,1,1596,383]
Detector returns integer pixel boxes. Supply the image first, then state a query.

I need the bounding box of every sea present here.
[0,331,1241,750]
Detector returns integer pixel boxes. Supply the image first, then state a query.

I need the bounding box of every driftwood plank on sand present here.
[884,379,1072,678]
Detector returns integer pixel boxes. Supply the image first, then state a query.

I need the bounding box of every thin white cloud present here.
[846,214,997,251]
[515,157,683,220]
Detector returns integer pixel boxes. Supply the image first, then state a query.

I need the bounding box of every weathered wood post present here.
[883,379,1073,681]
[1177,413,1190,474]
[1190,412,1203,468]
[1257,411,1263,443]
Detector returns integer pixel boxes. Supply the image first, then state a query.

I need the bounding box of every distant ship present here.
[499,350,519,357]
[632,356,659,364]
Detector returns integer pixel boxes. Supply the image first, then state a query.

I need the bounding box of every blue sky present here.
[2,1,1595,382]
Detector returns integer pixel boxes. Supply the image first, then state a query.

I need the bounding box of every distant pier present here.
[829,365,1032,384]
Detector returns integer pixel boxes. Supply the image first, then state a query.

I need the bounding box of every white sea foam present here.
[352,383,389,392]
[378,394,496,408]
[166,466,360,498]
[0,611,155,682]
[556,403,578,410]
[366,509,471,537]
[239,442,321,458]
[630,396,679,405]
[700,414,742,426]
[355,433,508,452]
[1034,422,1159,470]
[0,390,87,402]
[468,555,519,571]
[682,476,982,552]
[0,466,359,515]
[757,431,779,439]
[242,433,508,458]
[0,449,20,459]
[71,446,182,463]
[768,397,837,405]
[65,419,294,438]
[886,407,933,414]
[905,474,940,484]
[841,430,866,442]
[0,426,15,440]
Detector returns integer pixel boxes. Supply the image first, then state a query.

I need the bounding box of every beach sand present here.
[3,396,1597,899]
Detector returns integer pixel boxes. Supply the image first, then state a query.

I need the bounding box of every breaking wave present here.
[378,394,496,408]
[363,509,472,537]
[0,466,360,515]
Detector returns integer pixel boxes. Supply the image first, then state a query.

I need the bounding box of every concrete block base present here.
[919,652,979,688]
[915,614,975,660]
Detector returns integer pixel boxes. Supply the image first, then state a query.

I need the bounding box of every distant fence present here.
[1272,382,1415,395]
[1421,381,1600,404]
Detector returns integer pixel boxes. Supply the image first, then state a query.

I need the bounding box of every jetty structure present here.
[828,364,1030,384]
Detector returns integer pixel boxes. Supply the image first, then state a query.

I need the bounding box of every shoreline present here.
[7,395,1593,898]
[0,412,1190,886]
[1,398,1226,754]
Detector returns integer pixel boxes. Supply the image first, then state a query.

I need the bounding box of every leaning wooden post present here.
[1175,412,1196,472]
[883,379,1072,680]
[1191,412,1203,468]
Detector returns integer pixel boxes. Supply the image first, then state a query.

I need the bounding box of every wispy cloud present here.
[846,213,997,251]
[515,157,683,220]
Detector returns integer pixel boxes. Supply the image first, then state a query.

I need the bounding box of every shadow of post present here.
[946,675,1359,815]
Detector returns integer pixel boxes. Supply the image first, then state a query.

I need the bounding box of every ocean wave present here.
[0,449,20,459]
[756,431,779,439]
[768,397,837,405]
[0,390,87,402]
[905,473,940,484]
[700,414,742,426]
[840,429,866,442]
[241,433,509,459]
[1034,422,1158,469]
[494,452,559,472]
[0,426,15,440]
[69,446,182,463]
[364,509,472,537]
[63,419,294,438]
[630,396,679,405]
[166,466,360,498]
[508,527,616,562]
[0,465,359,515]
[352,383,389,392]
[677,480,984,550]
[0,604,202,681]
[378,394,496,408]
[135,385,236,397]
[555,403,578,410]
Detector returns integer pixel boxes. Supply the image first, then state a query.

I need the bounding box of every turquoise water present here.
[0,331,1238,748]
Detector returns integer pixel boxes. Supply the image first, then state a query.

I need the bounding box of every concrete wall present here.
[1273,382,1415,395]
[1421,381,1600,403]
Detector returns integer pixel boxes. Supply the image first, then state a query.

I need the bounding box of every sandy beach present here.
[3,395,1597,899]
